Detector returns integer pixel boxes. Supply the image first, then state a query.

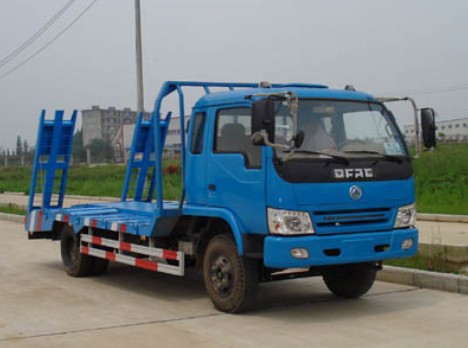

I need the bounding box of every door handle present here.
[208,184,216,191]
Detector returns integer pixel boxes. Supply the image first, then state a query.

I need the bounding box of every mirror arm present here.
[286,92,299,140]
[407,97,421,158]
[378,96,421,158]
[251,130,303,162]
[252,130,290,150]
[281,148,297,162]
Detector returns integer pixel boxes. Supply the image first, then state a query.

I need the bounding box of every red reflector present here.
[35,211,43,231]
[105,251,116,261]
[119,224,127,232]
[120,242,132,252]
[163,249,178,260]
[135,259,158,271]
[91,220,98,228]
[91,236,102,245]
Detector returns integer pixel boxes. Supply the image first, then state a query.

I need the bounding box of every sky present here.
[0,0,467,150]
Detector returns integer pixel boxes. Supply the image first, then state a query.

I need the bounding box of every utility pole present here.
[134,0,145,112]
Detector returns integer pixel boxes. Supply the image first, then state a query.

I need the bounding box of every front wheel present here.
[322,262,377,299]
[203,234,258,313]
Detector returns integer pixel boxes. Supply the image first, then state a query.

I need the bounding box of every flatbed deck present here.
[49,201,181,236]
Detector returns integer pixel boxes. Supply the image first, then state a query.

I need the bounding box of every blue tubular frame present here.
[121,112,145,201]
[28,110,46,213]
[150,81,275,212]
[176,85,186,208]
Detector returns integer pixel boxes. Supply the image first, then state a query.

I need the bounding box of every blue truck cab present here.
[26,81,431,313]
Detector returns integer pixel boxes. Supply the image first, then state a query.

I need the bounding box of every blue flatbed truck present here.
[25,81,436,313]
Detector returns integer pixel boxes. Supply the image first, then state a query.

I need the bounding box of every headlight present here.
[267,208,315,235]
[394,204,416,228]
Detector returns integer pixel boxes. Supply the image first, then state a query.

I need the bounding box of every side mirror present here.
[252,99,275,145]
[420,108,436,149]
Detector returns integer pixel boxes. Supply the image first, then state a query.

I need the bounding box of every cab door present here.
[185,110,208,205]
[205,106,267,233]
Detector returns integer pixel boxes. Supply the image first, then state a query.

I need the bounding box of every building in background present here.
[114,116,190,163]
[82,106,152,162]
[403,117,468,144]
[165,116,190,153]
[81,106,141,147]
[82,106,190,162]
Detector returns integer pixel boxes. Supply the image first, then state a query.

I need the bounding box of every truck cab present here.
[186,84,417,263]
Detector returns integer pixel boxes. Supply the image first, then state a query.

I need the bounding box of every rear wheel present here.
[60,225,93,277]
[322,262,377,299]
[203,234,258,313]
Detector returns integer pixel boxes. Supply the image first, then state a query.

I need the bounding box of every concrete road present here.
[1,220,468,348]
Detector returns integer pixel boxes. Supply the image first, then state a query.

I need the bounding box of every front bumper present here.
[264,228,417,268]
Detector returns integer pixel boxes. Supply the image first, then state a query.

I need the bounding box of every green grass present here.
[0,166,31,194]
[413,144,468,214]
[66,165,128,197]
[384,254,463,274]
[0,144,466,214]
[0,203,26,216]
[0,162,182,200]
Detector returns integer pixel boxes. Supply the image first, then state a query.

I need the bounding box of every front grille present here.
[312,208,393,234]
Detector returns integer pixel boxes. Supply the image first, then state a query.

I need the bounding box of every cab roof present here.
[194,85,375,109]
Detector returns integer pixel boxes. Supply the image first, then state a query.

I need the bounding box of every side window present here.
[214,108,261,168]
[190,112,206,154]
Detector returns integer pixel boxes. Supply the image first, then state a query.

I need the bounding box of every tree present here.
[86,139,114,163]
[72,129,86,163]
[23,139,29,155]
[16,135,23,156]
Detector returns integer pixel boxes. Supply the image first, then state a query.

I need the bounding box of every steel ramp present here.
[121,112,171,202]
[26,110,76,233]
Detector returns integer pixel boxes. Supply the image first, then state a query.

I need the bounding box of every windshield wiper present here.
[342,150,405,163]
[282,149,350,164]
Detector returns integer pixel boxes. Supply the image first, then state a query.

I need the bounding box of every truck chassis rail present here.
[80,230,184,276]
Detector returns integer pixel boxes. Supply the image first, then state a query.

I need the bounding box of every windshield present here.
[274,99,408,159]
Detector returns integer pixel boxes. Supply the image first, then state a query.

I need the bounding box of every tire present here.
[322,262,377,299]
[203,234,258,313]
[60,225,93,277]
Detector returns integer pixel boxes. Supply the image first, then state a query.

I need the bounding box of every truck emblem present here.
[349,185,363,200]
[333,168,374,179]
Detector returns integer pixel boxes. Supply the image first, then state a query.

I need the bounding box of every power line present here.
[410,85,468,96]
[0,0,99,80]
[378,84,468,97]
[0,0,77,69]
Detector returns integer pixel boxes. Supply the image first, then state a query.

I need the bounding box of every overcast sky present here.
[0,0,467,150]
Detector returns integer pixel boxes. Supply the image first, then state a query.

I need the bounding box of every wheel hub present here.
[210,256,233,297]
